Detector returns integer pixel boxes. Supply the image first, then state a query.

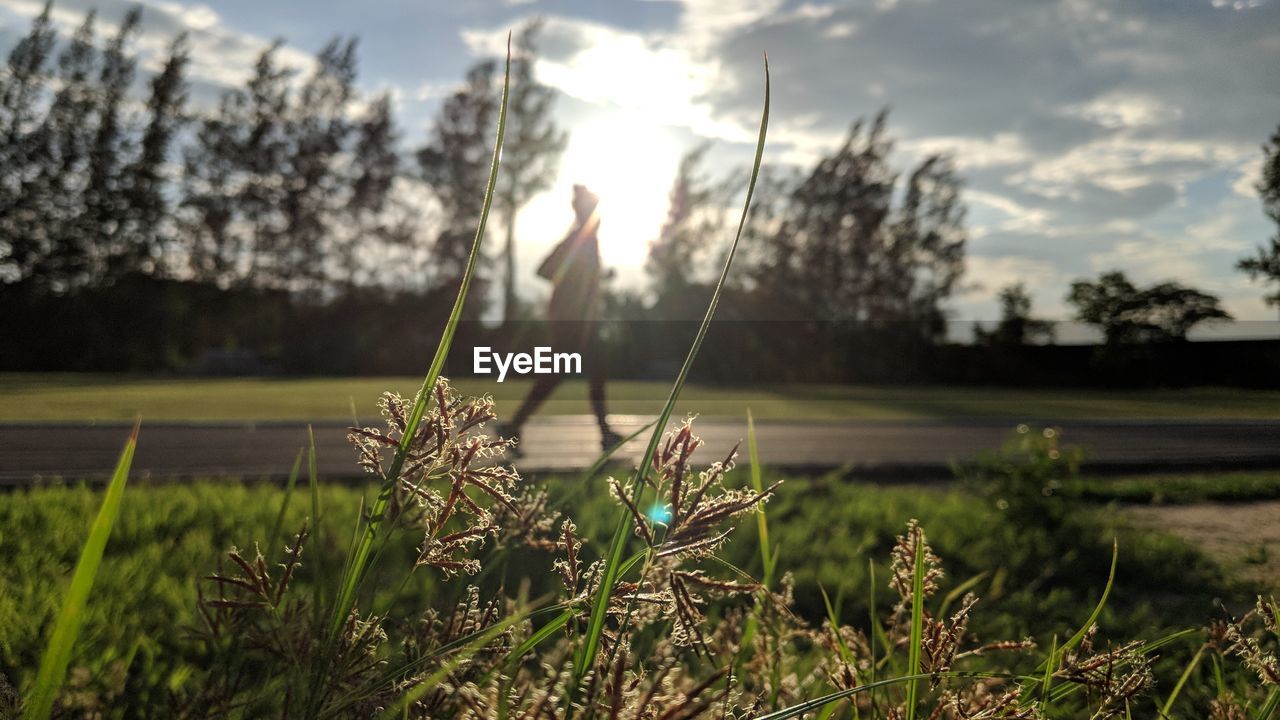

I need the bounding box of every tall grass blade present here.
[938,571,987,618]
[23,422,138,720]
[1038,634,1057,713]
[546,419,657,519]
[1259,687,1280,720]
[582,419,654,482]
[819,585,860,719]
[574,51,770,687]
[1059,539,1118,660]
[308,426,326,614]
[328,34,511,640]
[868,559,879,708]
[905,531,926,720]
[1159,644,1203,717]
[508,609,572,663]
[747,409,774,583]
[268,450,303,562]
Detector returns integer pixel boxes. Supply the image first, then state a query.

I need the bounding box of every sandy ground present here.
[1126,500,1280,590]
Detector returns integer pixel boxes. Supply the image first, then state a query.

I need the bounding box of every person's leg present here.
[581,322,621,448]
[508,373,562,431]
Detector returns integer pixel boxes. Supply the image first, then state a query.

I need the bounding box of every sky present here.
[2,0,1279,331]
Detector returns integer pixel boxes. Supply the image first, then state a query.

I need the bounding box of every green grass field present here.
[4,373,1280,422]
[1,472,1259,707]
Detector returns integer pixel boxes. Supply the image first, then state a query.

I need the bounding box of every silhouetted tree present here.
[278,37,358,293]
[417,60,499,311]
[181,43,292,286]
[116,34,189,276]
[0,0,56,281]
[1067,271,1231,343]
[753,111,966,340]
[974,283,1055,346]
[32,10,99,288]
[495,21,566,323]
[82,7,140,281]
[885,154,967,338]
[338,92,404,288]
[1237,123,1280,317]
[646,143,722,302]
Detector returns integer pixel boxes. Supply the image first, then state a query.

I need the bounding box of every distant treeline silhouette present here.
[2,2,1277,386]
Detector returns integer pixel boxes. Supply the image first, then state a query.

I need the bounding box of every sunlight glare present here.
[556,117,680,270]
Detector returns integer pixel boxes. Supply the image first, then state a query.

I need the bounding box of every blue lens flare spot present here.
[647,503,672,524]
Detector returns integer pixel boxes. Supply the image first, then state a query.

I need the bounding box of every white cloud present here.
[1063,93,1175,131]
[1,0,317,100]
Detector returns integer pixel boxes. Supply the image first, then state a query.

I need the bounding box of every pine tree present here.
[338,92,402,288]
[887,154,966,339]
[646,143,717,298]
[1237,123,1280,317]
[750,110,965,341]
[760,111,897,323]
[82,7,141,283]
[35,10,99,288]
[0,1,56,280]
[279,37,357,293]
[417,60,498,310]
[238,43,293,287]
[181,42,292,286]
[117,33,189,276]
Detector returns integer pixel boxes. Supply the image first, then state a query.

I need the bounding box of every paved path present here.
[2,417,1278,484]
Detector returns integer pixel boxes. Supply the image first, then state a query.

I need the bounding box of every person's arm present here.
[538,214,601,281]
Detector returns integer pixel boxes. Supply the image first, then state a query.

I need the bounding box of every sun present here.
[513,114,682,296]
[551,116,681,269]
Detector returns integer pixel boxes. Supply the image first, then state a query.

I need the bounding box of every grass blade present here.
[328,34,512,641]
[574,51,770,687]
[1038,634,1057,713]
[819,584,860,719]
[582,419,655,483]
[308,426,326,615]
[938,571,987,618]
[23,422,139,720]
[747,409,774,584]
[1059,539,1118,660]
[1259,687,1280,720]
[905,530,926,720]
[507,609,572,663]
[268,449,303,562]
[1159,644,1204,717]
[546,419,657,517]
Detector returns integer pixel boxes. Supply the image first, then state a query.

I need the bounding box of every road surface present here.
[2,417,1278,484]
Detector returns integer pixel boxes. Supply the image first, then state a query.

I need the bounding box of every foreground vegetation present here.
[6,373,1280,422]
[2,447,1278,716]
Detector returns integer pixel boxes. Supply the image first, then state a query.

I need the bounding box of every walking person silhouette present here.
[502,184,622,453]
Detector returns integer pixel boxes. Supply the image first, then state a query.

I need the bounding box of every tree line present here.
[0,2,563,317]
[2,2,1278,379]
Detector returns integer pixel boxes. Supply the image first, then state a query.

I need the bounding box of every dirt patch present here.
[1125,501,1280,590]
